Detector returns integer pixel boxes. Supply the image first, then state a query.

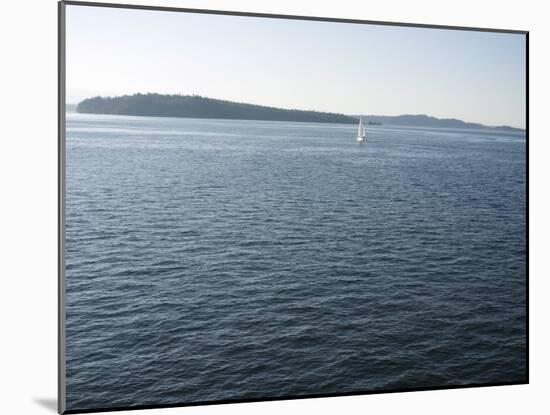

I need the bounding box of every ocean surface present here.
[64,113,527,411]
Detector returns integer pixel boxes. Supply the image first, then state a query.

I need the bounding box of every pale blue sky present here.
[66,5,526,128]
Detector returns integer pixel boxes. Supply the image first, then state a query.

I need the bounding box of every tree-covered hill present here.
[77,93,357,124]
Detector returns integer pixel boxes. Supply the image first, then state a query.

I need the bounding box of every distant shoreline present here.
[356,114,524,132]
[69,94,525,132]
[75,94,357,125]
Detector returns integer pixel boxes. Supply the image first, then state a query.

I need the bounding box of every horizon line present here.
[67,92,526,130]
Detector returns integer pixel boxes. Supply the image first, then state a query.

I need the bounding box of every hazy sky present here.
[66,5,526,128]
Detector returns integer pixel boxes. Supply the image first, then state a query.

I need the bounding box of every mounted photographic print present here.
[58,1,528,413]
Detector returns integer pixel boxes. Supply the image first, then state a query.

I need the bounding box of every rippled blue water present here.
[65,113,526,411]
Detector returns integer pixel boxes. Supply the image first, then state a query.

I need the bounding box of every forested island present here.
[76,93,357,124]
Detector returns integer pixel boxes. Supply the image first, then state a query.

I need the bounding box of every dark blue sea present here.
[64,113,527,411]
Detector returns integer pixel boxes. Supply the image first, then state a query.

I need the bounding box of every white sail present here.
[357,117,366,142]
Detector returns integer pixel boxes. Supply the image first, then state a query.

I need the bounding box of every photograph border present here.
[58,1,529,413]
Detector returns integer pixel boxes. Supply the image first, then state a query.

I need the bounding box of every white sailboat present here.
[357,117,366,143]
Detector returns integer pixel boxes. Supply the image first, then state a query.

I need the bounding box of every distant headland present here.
[357,114,524,132]
[74,93,524,131]
[76,93,356,124]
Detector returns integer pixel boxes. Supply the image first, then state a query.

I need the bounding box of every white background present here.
[0,0,546,414]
